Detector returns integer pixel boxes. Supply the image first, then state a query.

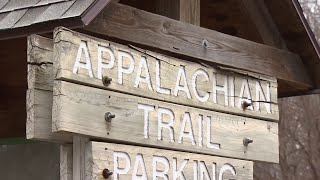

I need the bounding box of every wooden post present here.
[155,0,200,26]
[73,136,88,180]
[240,0,287,49]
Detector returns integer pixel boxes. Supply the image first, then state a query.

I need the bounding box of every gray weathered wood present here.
[53,81,279,163]
[54,27,279,121]
[86,141,253,180]
[27,34,72,142]
[73,136,89,180]
[84,2,312,91]
[60,144,73,180]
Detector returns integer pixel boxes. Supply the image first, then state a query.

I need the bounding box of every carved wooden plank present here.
[84,2,312,91]
[54,27,279,121]
[27,35,72,142]
[85,142,253,180]
[53,81,279,163]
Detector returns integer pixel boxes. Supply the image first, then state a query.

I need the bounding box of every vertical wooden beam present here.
[60,144,73,180]
[155,0,200,26]
[155,0,180,20]
[240,0,287,49]
[180,0,200,26]
[73,136,88,180]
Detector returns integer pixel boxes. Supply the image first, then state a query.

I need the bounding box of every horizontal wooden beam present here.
[84,2,313,94]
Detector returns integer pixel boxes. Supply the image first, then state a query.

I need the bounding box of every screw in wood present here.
[105,112,115,121]
[243,137,253,146]
[241,101,252,110]
[102,168,113,179]
[102,76,112,86]
[202,39,209,48]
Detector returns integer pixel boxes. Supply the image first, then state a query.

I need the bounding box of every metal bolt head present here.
[102,169,113,179]
[105,112,115,121]
[241,101,252,110]
[243,137,253,146]
[102,76,112,86]
[202,39,209,48]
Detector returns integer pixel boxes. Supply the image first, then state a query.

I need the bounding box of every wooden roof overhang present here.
[0,0,319,97]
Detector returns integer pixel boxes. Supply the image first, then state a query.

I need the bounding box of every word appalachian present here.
[73,41,272,113]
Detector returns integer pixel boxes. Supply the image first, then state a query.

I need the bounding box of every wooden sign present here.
[53,81,278,163]
[86,142,253,180]
[53,27,278,121]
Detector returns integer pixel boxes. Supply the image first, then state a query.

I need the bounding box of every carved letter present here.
[206,116,220,149]
[73,41,93,77]
[156,59,171,95]
[138,104,155,139]
[97,46,115,79]
[199,161,211,180]
[229,76,235,107]
[213,73,228,106]
[113,151,131,179]
[173,158,188,180]
[256,81,271,113]
[134,56,153,91]
[178,112,196,145]
[198,115,204,147]
[118,51,134,84]
[153,156,169,180]
[192,69,210,102]
[158,107,175,142]
[174,66,191,99]
[218,164,236,180]
[238,79,253,110]
[132,153,147,180]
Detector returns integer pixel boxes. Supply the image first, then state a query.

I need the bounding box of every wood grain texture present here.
[180,0,200,26]
[86,142,253,180]
[73,136,89,180]
[53,81,279,163]
[60,144,73,180]
[54,27,279,121]
[27,35,54,91]
[27,35,72,142]
[84,2,312,90]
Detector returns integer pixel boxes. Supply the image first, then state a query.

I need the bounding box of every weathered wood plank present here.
[86,142,253,180]
[60,144,73,180]
[54,27,279,121]
[27,35,53,91]
[53,81,279,163]
[26,88,72,142]
[27,35,72,142]
[84,2,312,91]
